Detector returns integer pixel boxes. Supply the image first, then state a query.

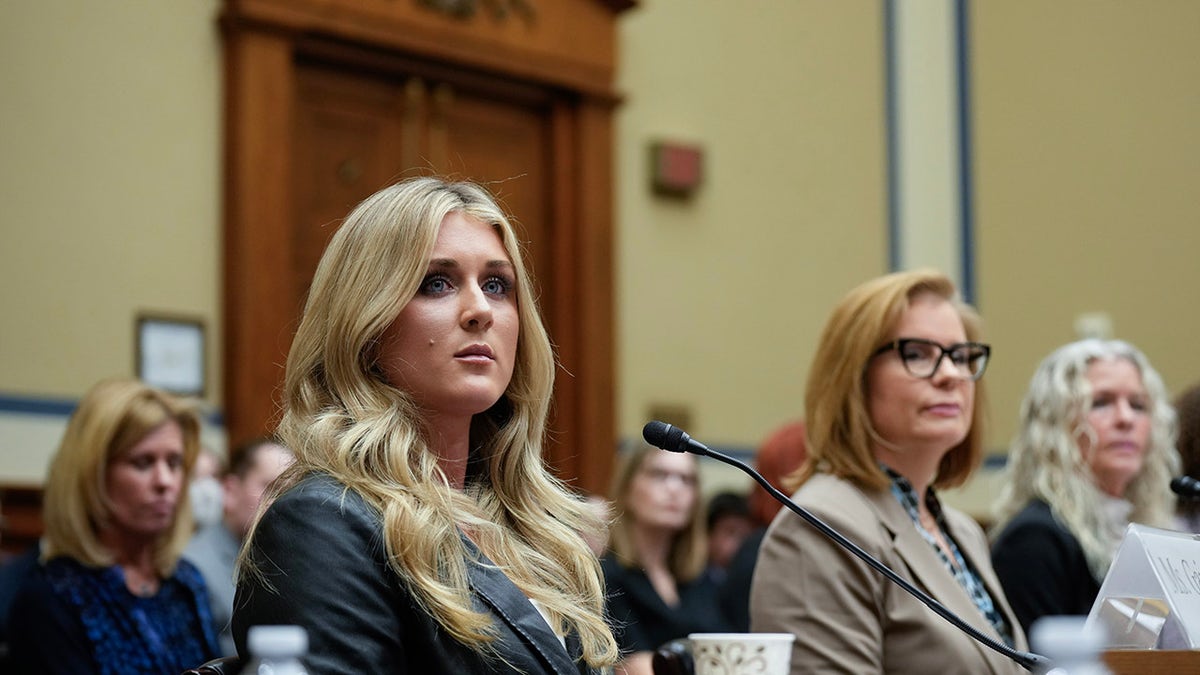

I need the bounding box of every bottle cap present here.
[1030,615,1105,664]
[247,625,308,659]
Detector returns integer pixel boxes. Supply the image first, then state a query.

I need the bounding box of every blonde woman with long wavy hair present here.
[232,177,618,673]
[990,339,1178,634]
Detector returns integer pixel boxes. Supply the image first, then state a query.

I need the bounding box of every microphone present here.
[1171,475,1200,499]
[641,420,1052,674]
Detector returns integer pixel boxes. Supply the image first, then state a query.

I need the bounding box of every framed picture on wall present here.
[136,314,206,397]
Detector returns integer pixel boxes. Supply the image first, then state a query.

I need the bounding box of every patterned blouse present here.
[20,556,219,674]
[884,466,1015,648]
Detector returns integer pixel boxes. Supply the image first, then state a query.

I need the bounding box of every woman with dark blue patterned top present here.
[10,378,219,674]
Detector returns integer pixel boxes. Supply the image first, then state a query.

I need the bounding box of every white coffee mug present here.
[688,633,795,675]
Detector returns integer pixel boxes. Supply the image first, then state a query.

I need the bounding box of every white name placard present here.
[1087,524,1200,649]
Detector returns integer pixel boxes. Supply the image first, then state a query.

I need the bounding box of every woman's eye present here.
[482,276,512,296]
[902,346,932,362]
[1092,395,1112,409]
[420,275,451,295]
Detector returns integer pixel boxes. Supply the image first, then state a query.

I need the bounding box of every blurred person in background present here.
[188,446,225,531]
[718,420,807,631]
[1172,382,1200,532]
[991,339,1178,633]
[184,437,293,656]
[703,491,752,582]
[10,377,218,674]
[602,443,731,675]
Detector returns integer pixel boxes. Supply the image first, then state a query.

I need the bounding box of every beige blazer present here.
[749,473,1029,675]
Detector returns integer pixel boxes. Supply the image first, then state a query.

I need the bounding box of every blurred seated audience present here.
[188,446,225,531]
[1174,383,1200,532]
[0,500,43,669]
[9,377,219,674]
[991,339,1179,634]
[184,437,293,656]
[603,443,731,675]
[0,536,40,649]
[751,269,1027,674]
[704,491,752,582]
[718,420,807,631]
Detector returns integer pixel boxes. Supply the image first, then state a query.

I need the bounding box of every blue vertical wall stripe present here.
[883,0,900,272]
[954,0,977,304]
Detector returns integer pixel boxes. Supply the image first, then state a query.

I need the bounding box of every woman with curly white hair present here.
[990,339,1178,633]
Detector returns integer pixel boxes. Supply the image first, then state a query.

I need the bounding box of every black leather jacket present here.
[232,473,599,674]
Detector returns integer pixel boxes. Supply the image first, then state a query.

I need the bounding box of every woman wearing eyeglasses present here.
[990,339,1178,634]
[750,269,1027,674]
[601,443,730,675]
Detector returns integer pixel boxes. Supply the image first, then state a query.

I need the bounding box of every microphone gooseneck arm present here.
[641,421,1051,674]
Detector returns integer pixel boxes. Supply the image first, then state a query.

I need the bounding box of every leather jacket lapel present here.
[463,540,582,675]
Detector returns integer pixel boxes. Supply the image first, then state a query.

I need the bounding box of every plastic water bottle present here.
[1029,615,1110,675]
[240,625,309,675]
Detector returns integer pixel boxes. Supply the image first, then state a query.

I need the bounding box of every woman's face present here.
[105,420,186,540]
[1080,357,1151,497]
[626,449,699,533]
[378,211,520,420]
[865,294,975,460]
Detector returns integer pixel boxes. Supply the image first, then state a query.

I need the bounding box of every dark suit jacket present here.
[600,554,731,655]
[990,499,1101,634]
[233,473,597,674]
[750,473,1028,675]
[717,527,766,633]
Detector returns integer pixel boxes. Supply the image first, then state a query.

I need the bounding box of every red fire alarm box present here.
[649,140,703,197]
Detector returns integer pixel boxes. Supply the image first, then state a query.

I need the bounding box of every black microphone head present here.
[642,420,687,453]
[1171,475,1200,498]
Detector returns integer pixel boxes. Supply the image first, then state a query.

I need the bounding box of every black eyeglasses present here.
[872,338,991,381]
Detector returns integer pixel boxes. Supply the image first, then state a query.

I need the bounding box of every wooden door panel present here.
[289,66,572,472]
[434,86,552,313]
[223,1,623,491]
[293,66,412,312]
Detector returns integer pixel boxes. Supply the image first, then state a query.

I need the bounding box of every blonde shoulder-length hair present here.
[607,444,707,583]
[991,339,1178,580]
[41,377,200,576]
[265,176,617,667]
[789,269,987,492]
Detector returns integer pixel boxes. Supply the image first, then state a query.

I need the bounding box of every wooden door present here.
[222,0,627,492]
[286,57,582,474]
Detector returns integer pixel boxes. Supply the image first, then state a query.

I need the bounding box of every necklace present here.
[124,568,158,597]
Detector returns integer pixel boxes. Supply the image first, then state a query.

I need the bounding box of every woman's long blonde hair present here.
[42,377,200,576]
[262,177,616,666]
[991,339,1178,580]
